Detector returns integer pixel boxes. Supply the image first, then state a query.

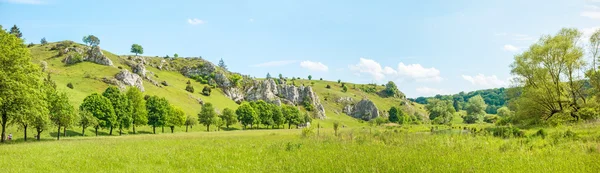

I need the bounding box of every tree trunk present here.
[57,126,60,140]
[1,113,7,143]
[133,125,136,134]
[36,130,42,140]
[226,125,229,129]
[170,126,174,133]
[109,126,113,135]
[162,126,164,133]
[23,124,28,141]
[119,128,122,136]
[288,123,291,129]
[186,125,189,132]
[152,126,155,134]
[82,126,85,136]
[63,127,67,137]
[95,127,98,136]
[206,125,210,132]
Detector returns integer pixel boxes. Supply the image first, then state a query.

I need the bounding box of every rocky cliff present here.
[346,99,379,121]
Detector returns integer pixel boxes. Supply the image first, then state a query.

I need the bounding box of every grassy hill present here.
[26,41,427,133]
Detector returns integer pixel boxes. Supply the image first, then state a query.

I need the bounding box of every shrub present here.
[185,84,194,93]
[202,86,212,96]
[485,126,524,138]
[483,114,499,123]
[534,129,548,139]
[186,80,191,85]
[326,85,331,89]
[66,83,74,89]
[27,42,35,47]
[301,127,314,137]
[579,107,599,121]
[342,85,348,92]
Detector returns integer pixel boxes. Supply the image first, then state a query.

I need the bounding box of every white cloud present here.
[299,61,329,72]
[415,87,447,96]
[581,11,600,19]
[3,0,43,4]
[187,18,205,25]
[462,74,507,88]
[251,60,298,67]
[348,58,442,82]
[583,26,600,40]
[503,44,519,52]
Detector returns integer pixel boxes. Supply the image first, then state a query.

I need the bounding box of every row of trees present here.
[235,100,312,129]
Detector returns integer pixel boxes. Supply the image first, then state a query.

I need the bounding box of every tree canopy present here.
[80,93,116,136]
[198,102,217,131]
[130,44,144,56]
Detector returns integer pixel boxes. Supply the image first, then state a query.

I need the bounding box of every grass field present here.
[2,123,600,172]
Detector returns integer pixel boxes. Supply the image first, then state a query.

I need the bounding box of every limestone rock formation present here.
[180,61,216,77]
[84,47,113,66]
[348,99,379,121]
[115,70,144,91]
[132,62,146,77]
[214,72,231,88]
[158,59,168,70]
[224,87,244,103]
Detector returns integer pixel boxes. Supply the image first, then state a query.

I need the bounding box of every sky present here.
[1,0,599,98]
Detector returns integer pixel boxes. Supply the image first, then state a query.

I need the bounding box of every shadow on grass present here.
[128,130,153,135]
[49,129,84,138]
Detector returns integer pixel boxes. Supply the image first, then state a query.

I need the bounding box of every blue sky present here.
[2,0,599,98]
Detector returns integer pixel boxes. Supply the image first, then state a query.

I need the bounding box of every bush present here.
[326,85,331,89]
[186,80,191,85]
[342,85,348,92]
[202,86,212,96]
[185,84,194,93]
[66,83,74,89]
[534,129,548,139]
[301,127,314,137]
[579,107,599,121]
[463,113,481,124]
[485,126,524,138]
[483,114,499,123]
[27,42,35,47]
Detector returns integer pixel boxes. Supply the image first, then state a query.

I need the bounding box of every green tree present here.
[333,121,340,136]
[0,29,44,142]
[511,28,585,122]
[126,87,147,134]
[308,75,312,80]
[337,79,341,84]
[218,58,227,70]
[213,116,224,131]
[282,105,301,129]
[271,104,284,129]
[464,95,487,124]
[174,53,178,58]
[229,74,242,87]
[236,103,257,129]
[388,107,399,123]
[31,110,50,141]
[146,96,169,134]
[167,106,186,133]
[425,98,455,125]
[82,35,100,47]
[496,107,513,117]
[78,110,98,136]
[251,100,273,128]
[385,81,403,98]
[342,85,348,92]
[9,25,22,38]
[266,73,272,79]
[198,102,217,132]
[40,37,47,45]
[80,93,116,136]
[49,92,76,140]
[202,86,212,96]
[220,108,237,129]
[130,44,144,56]
[103,86,132,135]
[185,84,195,93]
[184,115,198,132]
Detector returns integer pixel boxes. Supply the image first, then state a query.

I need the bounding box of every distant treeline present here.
[409,88,507,114]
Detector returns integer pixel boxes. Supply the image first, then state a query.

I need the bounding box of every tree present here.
[167,106,186,133]
[213,116,224,131]
[229,74,242,87]
[496,107,513,117]
[266,73,272,79]
[184,115,198,132]
[126,87,147,134]
[236,103,257,129]
[271,104,284,129]
[333,121,340,136]
[425,98,455,125]
[218,58,227,70]
[103,86,132,135]
[78,110,98,136]
[82,35,100,47]
[388,107,399,123]
[282,105,301,129]
[278,74,283,79]
[385,81,403,98]
[49,92,76,140]
[31,110,50,141]
[220,108,237,129]
[202,86,212,96]
[130,44,143,56]
[0,29,44,142]
[40,37,47,45]
[198,102,217,132]
[9,25,22,38]
[587,29,600,102]
[342,85,348,92]
[185,84,195,93]
[174,53,178,58]
[146,96,170,134]
[337,79,341,84]
[511,28,585,122]
[252,100,273,128]
[308,75,312,80]
[464,95,487,124]
[80,93,116,136]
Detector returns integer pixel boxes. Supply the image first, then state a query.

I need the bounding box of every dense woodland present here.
[410,87,507,114]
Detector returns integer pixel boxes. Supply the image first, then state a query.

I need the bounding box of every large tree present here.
[82,35,100,47]
[511,28,586,122]
[236,103,257,129]
[220,108,237,129]
[251,100,273,128]
[130,44,144,56]
[384,81,403,98]
[146,96,169,134]
[103,86,132,135]
[184,115,197,132]
[0,29,44,142]
[78,110,98,136]
[464,95,487,124]
[198,102,217,131]
[80,93,116,136]
[586,29,600,102]
[126,87,147,134]
[9,25,22,38]
[49,91,76,140]
[282,105,301,129]
[425,98,455,125]
[271,104,284,129]
[167,106,186,133]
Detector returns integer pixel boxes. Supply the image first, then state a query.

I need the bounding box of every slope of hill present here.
[29,41,427,129]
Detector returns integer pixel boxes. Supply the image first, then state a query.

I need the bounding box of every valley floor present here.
[1,124,600,172]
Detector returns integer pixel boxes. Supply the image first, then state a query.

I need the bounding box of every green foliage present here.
[40,37,47,45]
[308,75,312,80]
[326,84,331,89]
[251,100,273,128]
[485,126,524,138]
[425,98,455,125]
[0,28,44,142]
[146,96,170,133]
[82,35,100,47]
[388,107,399,123]
[49,91,76,139]
[220,108,237,129]
[534,129,548,139]
[202,86,212,96]
[198,102,217,131]
[483,114,499,123]
[174,53,178,58]
[126,87,147,133]
[103,86,132,135]
[78,110,98,136]
[337,79,341,84]
[464,95,487,124]
[302,97,314,111]
[236,102,257,129]
[229,74,242,87]
[166,106,186,133]
[266,73,272,79]
[80,93,116,135]
[384,81,403,98]
[282,104,301,129]
[218,58,227,70]
[271,104,284,128]
[130,44,143,55]
[333,121,340,136]
[496,107,513,117]
[184,115,198,132]
[67,82,74,89]
[185,84,195,93]
[411,88,507,114]
[9,25,22,38]
[579,107,600,121]
[342,85,348,92]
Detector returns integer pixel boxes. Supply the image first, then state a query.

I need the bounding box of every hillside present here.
[29,41,426,129]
